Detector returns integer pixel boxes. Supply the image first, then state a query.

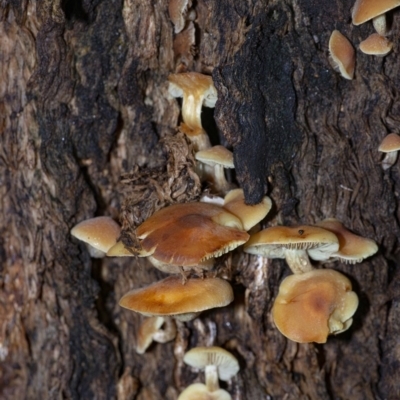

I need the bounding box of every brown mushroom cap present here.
[315,218,378,263]
[378,133,400,152]
[119,276,234,321]
[329,30,355,80]
[352,0,400,25]
[223,189,272,231]
[272,269,359,343]
[195,146,234,168]
[169,0,192,33]
[136,202,249,267]
[359,33,393,56]
[178,383,232,400]
[70,216,121,257]
[136,316,165,354]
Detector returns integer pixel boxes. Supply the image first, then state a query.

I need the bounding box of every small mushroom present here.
[329,30,355,80]
[195,146,234,194]
[70,216,121,258]
[183,346,239,392]
[168,72,217,150]
[135,202,249,274]
[169,0,192,34]
[359,33,393,56]
[379,133,400,169]
[136,316,177,354]
[243,225,339,274]
[119,276,234,321]
[315,218,378,263]
[352,0,400,26]
[178,383,232,400]
[272,269,359,343]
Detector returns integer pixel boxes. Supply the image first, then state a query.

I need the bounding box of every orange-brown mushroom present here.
[379,133,400,169]
[359,33,393,56]
[329,30,355,80]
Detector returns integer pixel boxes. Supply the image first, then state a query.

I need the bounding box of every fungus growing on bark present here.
[328,30,355,80]
[223,189,272,231]
[135,202,248,272]
[359,33,393,56]
[243,225,339,274]
[378,133,400,169]
[315,218,378,263]
[183,346,239,392]
[352,0,400,26]
[195,145,234,194]
[136,316,177,354]
[169,0,192,33]
[70,216,121,258]
[272,269,359,343]
[168,72,217,150]
[178,383,232,400]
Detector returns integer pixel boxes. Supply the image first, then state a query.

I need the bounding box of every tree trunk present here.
[1,0,399,399]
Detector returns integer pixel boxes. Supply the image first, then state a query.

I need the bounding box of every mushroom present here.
[70,216,121,258]
[328,30,355,80]
[178,383,232,400]
[314,218,378,263]
[136,316,177,354]
[378,133,400,169]
[195,145,234,194]
[352,0,400,30]
[168,72,217,150]
[272,269,359,343]
[372,14,388,36]
[223,189,272,232]
[134,202,249,275]
[243,225,339,274]
[119,276,234,321]
[359,33,393,56]
[168,0,192,34]
[183,346,239,392]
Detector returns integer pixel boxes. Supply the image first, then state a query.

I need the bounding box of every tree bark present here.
[1,0,399,399]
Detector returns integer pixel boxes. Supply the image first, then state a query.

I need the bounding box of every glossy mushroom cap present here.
[136,202,249,267]
[272,269,359,343]
[223,189,272,232]
[70,216,121,258]
[315,219,378,263]
[352,0,400,25]
[178,383,232,400]
[378,133,400,169]
[244,225,339,274]
[168,72,217,150]
[329,30,355,80]
[360,33,393,56]
[119,276,234,321]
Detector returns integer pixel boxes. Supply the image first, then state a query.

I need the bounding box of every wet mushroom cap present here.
[136,202,249,266]
[178,383,232,400]
[223,189,272,231]
[70,216,121,254]
[315,218,378,263]
[195,146,234,168]
[183,346,240,381]
[329,30,355,80]
[272,269,359,343]
[359,33,393,56]
[352,0,400,25]
[378,133,400,152]
[119,276,234,319]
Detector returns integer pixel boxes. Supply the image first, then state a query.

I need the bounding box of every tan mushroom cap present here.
[329,30,355,80]
[136,316,165,354]
[378,133,400,152]
[119,276,234,321]
[70,216,121,257]
[195,146,234,168]
[183,346,239,381]
[178,383,232,400]
[359,33,393,56]
[223,189,272,231]
[315,218,378,263]
[352,0,400,25]
[272,269,359,343]
[136,202,249,267]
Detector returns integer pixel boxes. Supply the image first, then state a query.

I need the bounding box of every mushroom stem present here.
[211,164,230,194]
[205,364,220,392]
[181,93,203,130]
[180,124,211,151]
[285,249,314,274]
[152,317,177,343]
[382,151,398,170]
[373,14,387,36]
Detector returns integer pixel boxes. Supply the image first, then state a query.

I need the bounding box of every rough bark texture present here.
[1,0,399,399]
